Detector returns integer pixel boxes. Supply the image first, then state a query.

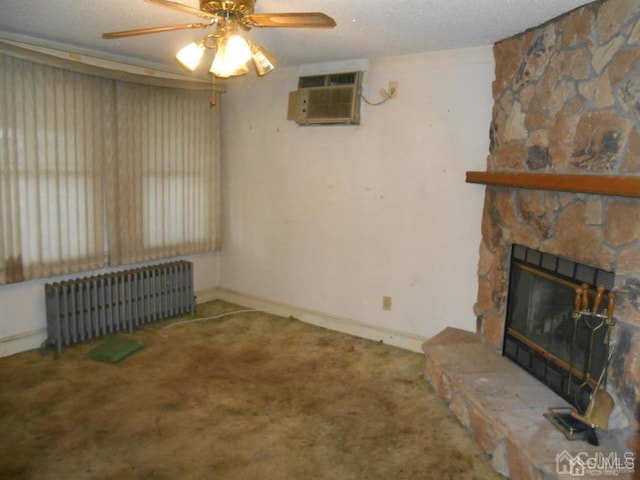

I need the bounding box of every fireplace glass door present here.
[504,245,615,411]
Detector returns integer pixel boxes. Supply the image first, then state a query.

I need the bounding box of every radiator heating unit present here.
[44,260,196,353]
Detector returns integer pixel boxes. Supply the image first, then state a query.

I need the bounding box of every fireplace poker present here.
[575,284,607,412]
[604,291,616,346]
[567,286,583,395]
[593,285,605,316]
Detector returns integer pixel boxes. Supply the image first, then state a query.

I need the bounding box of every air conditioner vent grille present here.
[305,86,354,119]
[289,71,362,125]
[298,72,358,88]
[299,75,325,88]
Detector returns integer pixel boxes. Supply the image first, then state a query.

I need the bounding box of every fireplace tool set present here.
[544,283,616,445]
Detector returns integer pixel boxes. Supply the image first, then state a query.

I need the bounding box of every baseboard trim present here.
[204,287,427,353]
[0,288,425,358]
[0,328,48,358]
[0,288,221,358]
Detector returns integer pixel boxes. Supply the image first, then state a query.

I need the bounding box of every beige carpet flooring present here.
[0,300,503,479]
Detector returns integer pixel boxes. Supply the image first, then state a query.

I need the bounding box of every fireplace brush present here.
[570,341,617,445]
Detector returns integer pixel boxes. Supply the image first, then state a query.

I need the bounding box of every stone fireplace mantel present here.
[466,171,640,199]
[444,0,640,476]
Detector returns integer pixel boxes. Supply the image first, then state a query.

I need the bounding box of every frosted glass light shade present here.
[209,35,251,78]
[225,35,252,65]
[210,55,249,77]
[251,45,276,76]
[176,42,205,71]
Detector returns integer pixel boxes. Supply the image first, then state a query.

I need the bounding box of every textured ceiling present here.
[0,0,592,76]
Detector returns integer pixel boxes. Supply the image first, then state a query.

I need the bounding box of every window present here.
[0,53,220,284]
[110,82,220,265]
[0,55,110,282]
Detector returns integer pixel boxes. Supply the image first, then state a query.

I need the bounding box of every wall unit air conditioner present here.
[287,71,362,125]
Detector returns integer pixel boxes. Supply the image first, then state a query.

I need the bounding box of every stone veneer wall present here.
[474,0,640,433]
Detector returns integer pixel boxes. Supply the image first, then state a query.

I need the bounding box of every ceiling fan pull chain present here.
[210,75,217,107]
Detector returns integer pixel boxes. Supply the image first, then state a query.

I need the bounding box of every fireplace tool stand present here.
[544,284,616,445]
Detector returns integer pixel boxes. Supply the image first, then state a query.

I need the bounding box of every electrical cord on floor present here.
[158,309,259,338]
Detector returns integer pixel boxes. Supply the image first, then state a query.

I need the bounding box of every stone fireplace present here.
[503,244,615,413]
[424,0,639,477]
[474,0,640,434]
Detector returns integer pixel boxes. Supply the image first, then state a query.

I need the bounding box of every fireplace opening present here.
[504,245,615,413]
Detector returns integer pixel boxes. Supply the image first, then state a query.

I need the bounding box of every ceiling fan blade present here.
[102,22,211,39]
[145,0,217,19]
[244,12,336,28]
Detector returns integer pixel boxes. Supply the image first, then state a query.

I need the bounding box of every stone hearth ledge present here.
[422,327,634,479]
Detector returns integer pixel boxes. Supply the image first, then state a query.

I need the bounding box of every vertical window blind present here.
[0,53,220,285]
[0,55,112,283]
[110,82,220,265]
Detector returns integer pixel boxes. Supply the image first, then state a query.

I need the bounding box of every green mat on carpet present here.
[87,336,144,363]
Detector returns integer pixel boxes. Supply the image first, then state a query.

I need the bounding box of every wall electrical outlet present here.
[388,81,398,98]
[382,296,392,311]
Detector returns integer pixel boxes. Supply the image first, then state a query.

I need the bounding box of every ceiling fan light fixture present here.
[225,35,252,65]
[250,44,276,76]
[210,58,249,77]
[209,34,252,77]
[175,41,206,71]
[104,0,337,81]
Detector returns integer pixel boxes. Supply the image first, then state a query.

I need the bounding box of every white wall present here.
[219,46,495,340]
[0,253,220,356]
[0,46,495,357]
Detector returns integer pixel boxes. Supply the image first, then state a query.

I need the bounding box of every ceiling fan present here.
[102,0,336,78]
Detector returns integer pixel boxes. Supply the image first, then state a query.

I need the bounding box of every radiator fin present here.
[45,261,195,353]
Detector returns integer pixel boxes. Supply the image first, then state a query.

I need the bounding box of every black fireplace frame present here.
[503,244,615,410]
